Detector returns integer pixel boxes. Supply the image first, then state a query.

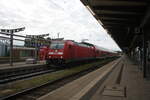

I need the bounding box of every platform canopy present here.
[81,0,150,51]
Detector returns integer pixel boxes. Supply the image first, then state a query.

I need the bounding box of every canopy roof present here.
[81,0,150,51]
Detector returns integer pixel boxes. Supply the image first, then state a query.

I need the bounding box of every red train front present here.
[45,40,65,65]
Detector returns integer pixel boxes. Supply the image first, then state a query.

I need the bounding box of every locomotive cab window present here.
[50,42,64,49]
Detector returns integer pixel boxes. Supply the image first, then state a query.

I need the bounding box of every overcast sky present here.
[0,0,121,51]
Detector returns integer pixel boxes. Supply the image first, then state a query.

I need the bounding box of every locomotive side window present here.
[50,43,64,49]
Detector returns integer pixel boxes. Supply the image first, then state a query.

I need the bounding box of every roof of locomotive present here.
[51,40,66,43]
[81,42,94,46]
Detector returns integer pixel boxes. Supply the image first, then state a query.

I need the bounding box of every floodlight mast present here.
[0,27,25,66]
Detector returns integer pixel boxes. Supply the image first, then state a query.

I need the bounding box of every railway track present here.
[0,65,56,84]
[0,59,114,100]
[0,69,57,84]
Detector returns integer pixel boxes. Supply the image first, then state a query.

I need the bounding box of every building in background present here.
[0,39,9,57]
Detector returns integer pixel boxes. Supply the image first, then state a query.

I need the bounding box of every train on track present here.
[39,40,118,66]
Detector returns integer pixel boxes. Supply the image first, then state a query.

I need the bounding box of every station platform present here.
[38,55,150,100]
[0,60,45,70]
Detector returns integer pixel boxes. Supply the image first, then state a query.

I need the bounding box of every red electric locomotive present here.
[40,40,117,66]
[39,46,49,60]
[41,40,96,65]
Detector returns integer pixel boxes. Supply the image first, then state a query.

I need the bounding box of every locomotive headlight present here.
[58,52,63,55]
[49,52,54,54]
[60,56,63,58]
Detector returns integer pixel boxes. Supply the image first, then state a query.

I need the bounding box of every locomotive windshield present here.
[50,42,64,49]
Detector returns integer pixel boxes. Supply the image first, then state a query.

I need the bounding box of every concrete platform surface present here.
[90,55,150,100]
[38,58,121,100]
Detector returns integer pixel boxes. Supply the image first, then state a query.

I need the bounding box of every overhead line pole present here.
[0,27,25,66]
[10,30,13,66]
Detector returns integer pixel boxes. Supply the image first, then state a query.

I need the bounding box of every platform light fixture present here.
[86,5,96,16]
[98,19,103,26]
